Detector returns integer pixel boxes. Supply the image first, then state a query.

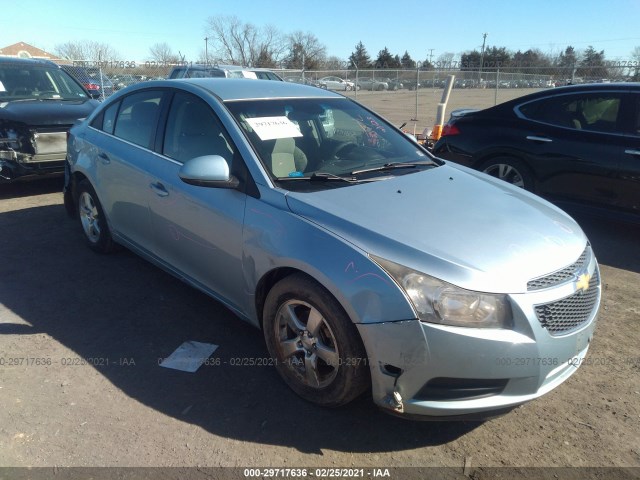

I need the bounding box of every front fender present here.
[242,190,415,326]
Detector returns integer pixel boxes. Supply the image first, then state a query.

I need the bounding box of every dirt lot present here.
[343,86,544,135]
[0,89,639,479]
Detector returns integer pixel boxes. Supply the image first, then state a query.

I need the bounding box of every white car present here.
[319,76,356,91]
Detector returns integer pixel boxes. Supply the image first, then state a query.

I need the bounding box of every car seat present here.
[267,137,308,177]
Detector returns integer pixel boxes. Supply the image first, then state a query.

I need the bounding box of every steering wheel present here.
[330,142,358,159]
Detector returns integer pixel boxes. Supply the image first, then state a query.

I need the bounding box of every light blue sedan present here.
[64,79,600,419]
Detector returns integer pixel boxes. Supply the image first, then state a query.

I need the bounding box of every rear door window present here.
[519,93,623,133]
[113,90,163,148]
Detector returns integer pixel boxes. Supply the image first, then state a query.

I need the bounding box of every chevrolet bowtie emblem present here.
[576,273,591,293]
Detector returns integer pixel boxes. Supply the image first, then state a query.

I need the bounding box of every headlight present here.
[372,256,512,329]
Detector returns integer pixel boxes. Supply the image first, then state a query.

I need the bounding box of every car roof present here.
[0,57,59,68]
[482,82,640,114]
[134,78,344,101]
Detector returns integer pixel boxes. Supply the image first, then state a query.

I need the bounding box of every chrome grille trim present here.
[527,246,589,291]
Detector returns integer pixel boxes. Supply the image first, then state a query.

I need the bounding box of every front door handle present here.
[150,182,169,197]
[624,149,640,156]
[526,135,553,143]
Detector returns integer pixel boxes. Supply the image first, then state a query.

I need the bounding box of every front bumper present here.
[0,130,68,182]
[0,157,65,182]
[357,262,600,419]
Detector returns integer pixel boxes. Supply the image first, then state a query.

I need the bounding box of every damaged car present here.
[65,79,600,419]
[0,57,99,182]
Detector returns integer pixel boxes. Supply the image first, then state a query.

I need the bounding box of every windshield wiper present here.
[350,161,435,175]
[310,172,358,183]
[275,172,358,183]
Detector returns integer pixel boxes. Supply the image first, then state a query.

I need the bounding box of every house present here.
[0,42,62,62]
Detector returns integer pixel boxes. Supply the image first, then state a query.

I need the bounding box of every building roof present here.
[0,42,61,61]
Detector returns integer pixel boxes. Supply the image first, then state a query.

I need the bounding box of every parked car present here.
[112,74,137,90]
[61,65,115,99]
[217,65,283,81]
[168,65,226,79]
[318,76,356,91]
[432,83,640,220]
[169,64,282,81]
[283,76,323,88]
[65,78,600,419]
[403,79,424,91]
[379,77,403,91]
[356,77,388,91]
[0,57,99,182]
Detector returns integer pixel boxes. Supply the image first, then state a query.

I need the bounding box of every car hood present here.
[0,98,99,126]
[285,164,587,294]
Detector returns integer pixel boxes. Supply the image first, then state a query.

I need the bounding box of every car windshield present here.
[0,64,88,101]
[225,97,436,188]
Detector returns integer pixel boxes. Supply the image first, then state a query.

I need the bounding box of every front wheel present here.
[480,157,534,191]
[263,274,369,407]
[77,179,117,253]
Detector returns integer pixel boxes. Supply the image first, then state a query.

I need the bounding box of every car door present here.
[517,91,627,209]
[617,91,640,213]
[147,90,248,311]
[87,89,166,251]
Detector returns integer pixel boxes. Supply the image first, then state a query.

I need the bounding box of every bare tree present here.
[148,42,179,64]
[284,31,326,70]
[321,56,347,70]
[55,41,119,62]
[434,52,456,69]
[631,46,640,80]
[204,15,285,66]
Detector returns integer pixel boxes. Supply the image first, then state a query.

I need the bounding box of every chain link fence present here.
[57,59,638,133]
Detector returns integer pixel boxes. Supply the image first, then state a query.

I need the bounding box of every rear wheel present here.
[77,179,117,253]
[263,274,369,407]
[480,157,534,191]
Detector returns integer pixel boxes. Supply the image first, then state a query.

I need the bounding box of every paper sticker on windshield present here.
[0,81,5,92]
[246,116,302,141]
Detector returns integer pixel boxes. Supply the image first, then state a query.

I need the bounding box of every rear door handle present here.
[98,152,110,164]
[624,149,640,156]
[150,182,169,197]
[526,135,553,143]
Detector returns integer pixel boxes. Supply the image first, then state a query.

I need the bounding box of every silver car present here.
[64,79,600,419]
[319,76,356,91]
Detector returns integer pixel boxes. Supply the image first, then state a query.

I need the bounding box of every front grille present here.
[527,246,589,291]
[534,271,599,335]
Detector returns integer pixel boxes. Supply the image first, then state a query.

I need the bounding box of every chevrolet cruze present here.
[64,79,600,419]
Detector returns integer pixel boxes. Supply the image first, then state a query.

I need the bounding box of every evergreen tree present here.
[400,51,415,69]
[578,46,608,79]
[349,41,371,69]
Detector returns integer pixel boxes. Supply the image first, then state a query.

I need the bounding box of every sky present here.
[3,0,640,65]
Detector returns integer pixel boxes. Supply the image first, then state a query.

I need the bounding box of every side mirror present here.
[179,155,239,189]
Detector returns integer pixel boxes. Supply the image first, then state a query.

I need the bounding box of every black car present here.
[432,83,640,219]
[0,58,100,182]
[61,65,115,99]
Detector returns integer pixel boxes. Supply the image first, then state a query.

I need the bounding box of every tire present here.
[76,179,117,253]
[479,157,534,191]
[263,274,370,407]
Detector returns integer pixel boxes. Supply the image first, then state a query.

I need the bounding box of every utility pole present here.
[479,32,488,83]
[204,37,209,67]
[428,49,434,65]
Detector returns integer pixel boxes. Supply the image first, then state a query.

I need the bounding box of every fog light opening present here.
[381,364,403,377]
